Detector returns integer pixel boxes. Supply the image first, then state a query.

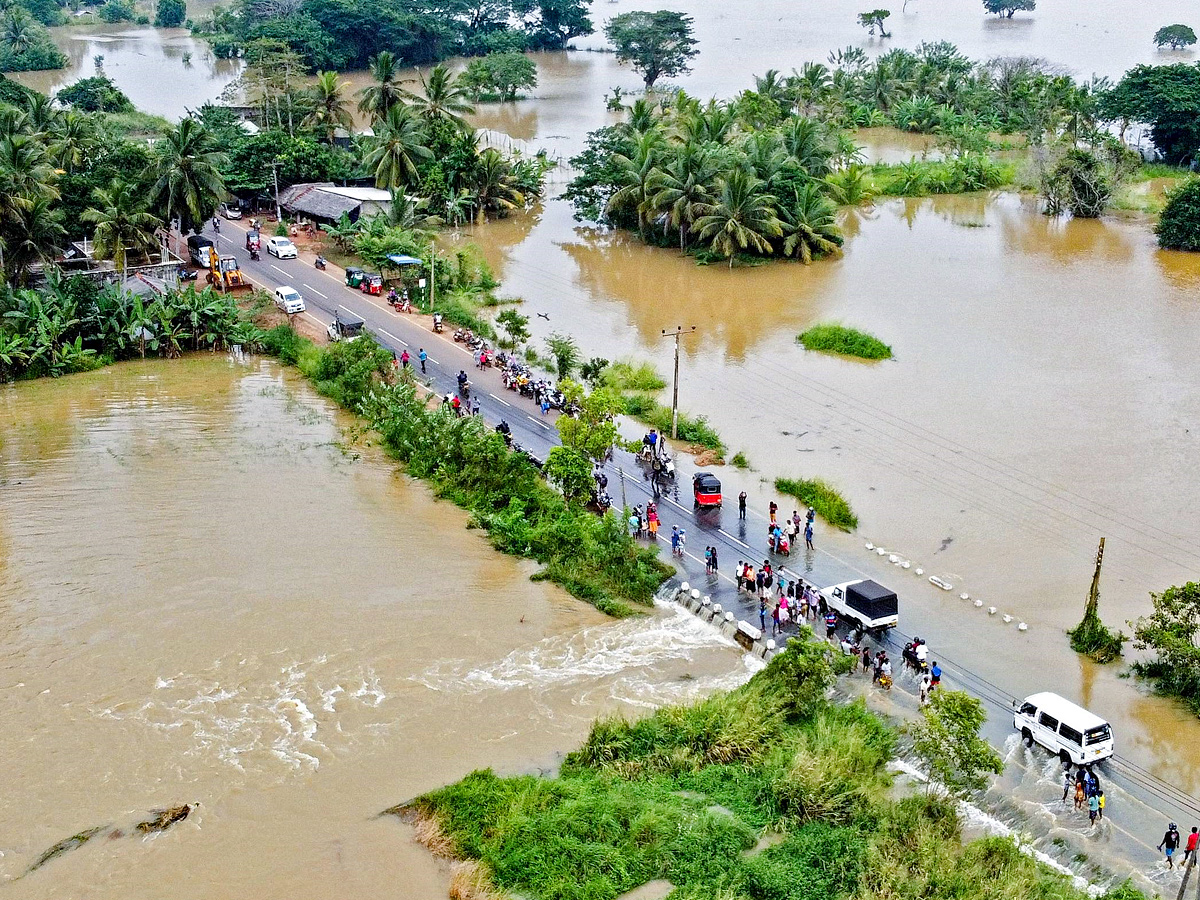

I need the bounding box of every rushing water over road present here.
[0,357,747,898]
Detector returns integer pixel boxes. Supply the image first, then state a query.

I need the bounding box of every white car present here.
[266,236,298,259]
[220,203,242,220]
[1014,692,1114,765]
[273,286,306,315]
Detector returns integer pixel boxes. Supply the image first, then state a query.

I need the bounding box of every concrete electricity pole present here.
[661,325,696,440]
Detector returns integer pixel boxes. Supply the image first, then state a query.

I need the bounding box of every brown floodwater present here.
[0,357,749,898]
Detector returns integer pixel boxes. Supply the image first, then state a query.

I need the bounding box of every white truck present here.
[818,579,899,633]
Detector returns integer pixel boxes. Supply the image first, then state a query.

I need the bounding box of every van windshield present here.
[1085,725,1111,745]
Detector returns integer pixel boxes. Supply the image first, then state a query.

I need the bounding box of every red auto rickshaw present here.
[245,229,261,252]
[360,273,383,295]
[693,472,722,508]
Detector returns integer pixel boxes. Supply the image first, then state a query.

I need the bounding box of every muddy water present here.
[11,26,240,119]
[0,357,748,898]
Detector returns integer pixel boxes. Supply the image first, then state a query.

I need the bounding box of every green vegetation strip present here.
[261,327,672,618]
[399,637,1144,900]
[621,393,725,455]
[797,324,892,361]
[775,477,858,531]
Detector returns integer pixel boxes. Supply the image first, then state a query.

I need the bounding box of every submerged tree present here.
[545,331,580,381]
[1156,177,1200,250]
[1130,581,1200,713]
[1153,24,1197,51]
[605,10,698,90]
[1067,538,1125,662]
[982,0,1035,17]
[857,9,892,38]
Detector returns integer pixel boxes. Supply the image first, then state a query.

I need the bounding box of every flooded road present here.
[0,357,748,898]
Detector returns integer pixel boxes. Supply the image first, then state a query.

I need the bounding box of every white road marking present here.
[527,416,552,430]
[300,312,325,328]
[270,264,291,278]
[719,529,752,549]
[303,284,327,299]
[489,393,511,407]
[378,328,407,346]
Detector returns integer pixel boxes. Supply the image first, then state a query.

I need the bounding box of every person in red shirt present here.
[1184,827,1199,866]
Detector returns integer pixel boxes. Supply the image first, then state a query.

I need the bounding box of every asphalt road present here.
[202,220,1200,862]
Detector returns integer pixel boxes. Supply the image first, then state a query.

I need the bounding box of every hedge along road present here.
[207,221,1200,870]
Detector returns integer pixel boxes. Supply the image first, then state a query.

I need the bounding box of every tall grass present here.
[261,327,671,617]
[601,359,667,392]
[621,394,725,454]
[797,323,892,360]
[775,477,859,531]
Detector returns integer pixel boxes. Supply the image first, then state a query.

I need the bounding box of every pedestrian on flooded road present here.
[771,602,781,636]
[862,647,872,676]
[418,348,427,373]
[704,546,713,575]
[1097,790,1105,821]
[824,609,838,640]
[738,491,747,519]
[1087,793,1099,825]
[1062,769,1073,802]
[872,651,883,683]
[755,568,766,598]
[709,546,718,573]
[1159,824,1181,868]
[759,598,767,632]
[805,522,815,550]
[1182,827,1198,865]
[930,661,941,687]
[919,670,932,705]
[769,500,778,524]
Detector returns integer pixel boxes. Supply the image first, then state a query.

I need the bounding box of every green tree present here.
[857,9,891,38]
[1041,148,1112,219]
[648,142,715,250]
[154,0,185,27]
[605,10,698,90]
[404,64,475,130]
[1130,581,1200,713]
[513,0,592,50]
[363,105,432,190]
[472,147,524,219]
[150,117,227,235]
[1154,24,1197,50]
[460,51,538,101]
[1,195,64,284]
[1157,177,1200,250]
[603,127,664,238]
[695,169,783,268]
[911,690,1004,795]
[1105,64,1200,163]
[545,445,594,504]
[81,181,162,272]
[304,70,353,143]
[496,308,530,350]
[759,634,845,721]
[781,182,844,263]
[54,74,133,113]
[555,379,621,462]
[545,331,580,381]
[982,0,1035,17]
[357,51,404,122]
[97,0,135,24]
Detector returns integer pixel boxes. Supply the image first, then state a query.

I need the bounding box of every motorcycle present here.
[496,421,513,447]
[314,256,327,270]
[432,313,444,334]
[453,328,472,343]
[177,267,198,282]
[249,248,260,262]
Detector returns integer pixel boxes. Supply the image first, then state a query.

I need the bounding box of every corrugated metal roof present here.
[277,183,361,220]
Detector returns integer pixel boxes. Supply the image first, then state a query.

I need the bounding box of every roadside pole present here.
[270,160,282,222]
[1176,851,1195,900]
[661,325,696,441]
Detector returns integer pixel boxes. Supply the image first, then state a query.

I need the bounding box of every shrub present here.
[601,359,666,392]
[98,0,135,22]
[155,0,185,26]
[1157,178,1200,250]
[797,323,892,360]
[55,75,134,113]
[621,394,724,454]
[775,477,858,530]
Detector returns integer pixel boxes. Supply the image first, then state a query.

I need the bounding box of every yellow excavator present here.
[207,252,251,291]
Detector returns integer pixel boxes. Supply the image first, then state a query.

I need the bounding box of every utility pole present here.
[661,325,696,440]
[269,160,282,222]
[429,241,436,311]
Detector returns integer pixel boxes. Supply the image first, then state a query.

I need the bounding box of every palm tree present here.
[357,51,405,122]
[604,127,665,238]
[3,11,32,56]
[792,62,832,114]
[782,117,834,178]
[0,132,59,203]
[150,118,227,234]
[47,111,96,173]
[648,142,716,250]
[781,183,843,264]
[404,64,474,129]
[386,190,442,231]
[472,147,524,221]
[824,165,875,206]
[743,130,787,185]
[694,169,783,268]
[304,71,353,143]
[82,182,162,273]
[363,104,431,190]
[2,196,65,284]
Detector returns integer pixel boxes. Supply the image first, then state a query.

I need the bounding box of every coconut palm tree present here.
[82,181,163,273]
[1,195,65,284]
[403,64,474,130]
[792,62,832,114]
[781,182,843,264]
[3,11,33,56]
[824,165,875,206]
[304,71,353,143]
[694,169,783,268]
[648,142,716,250]
[47,111,96,173]
[604,126,665,238]
[357,51,405,122]
[363,104,432,190]
[150,118,227,235]
[0,131,59,203]
[471,147,523,221]
[781,117,834,178]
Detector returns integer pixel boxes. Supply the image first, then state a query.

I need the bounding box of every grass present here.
[730,452,750,469]
[621,393,725,455]
[261,327,672,618]
[399,634,1141,900]
[775,476,859,531]
[797,324,893,361]
[865,157,1015,198]
[601,359,667,393]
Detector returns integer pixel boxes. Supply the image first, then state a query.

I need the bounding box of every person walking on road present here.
[1182,827,1198,866]
[824,609,838,641]
[738,491,747,520]
[759,598,767,633]
[709,546,718,573]
[418,348,427,373]
[805,521,815,550]
[1097,790,1105,821]
[400,349,410,368]
[769,501,778,524]
[1159,823,1181,868]
[1087,792,1099,825]
[1062,769,1073,802]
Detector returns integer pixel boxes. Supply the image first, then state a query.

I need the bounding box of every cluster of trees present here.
[191,0,591,71]
[0,0,67,72]
[0,274,264,379]
[566,95,846,266]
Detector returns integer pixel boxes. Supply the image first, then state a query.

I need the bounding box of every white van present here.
[1013,692,1114,765]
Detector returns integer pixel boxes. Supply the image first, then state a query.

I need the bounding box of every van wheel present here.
[1021,729,1033,747]
[1059,749,1071,766]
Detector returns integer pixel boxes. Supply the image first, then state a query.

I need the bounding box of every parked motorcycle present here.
[314,256,327,270]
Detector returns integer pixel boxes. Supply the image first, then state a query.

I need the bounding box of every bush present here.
[1157,178,1200,250]
[797,323,892,360]
[55,75,134,113]
[155,0,185,27]
[98,0,135,22]
[1130,581,1200,713]
[621,394,724,454]
[775,477,858,530]
[601,359,666,392]
[0,14,66,72]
